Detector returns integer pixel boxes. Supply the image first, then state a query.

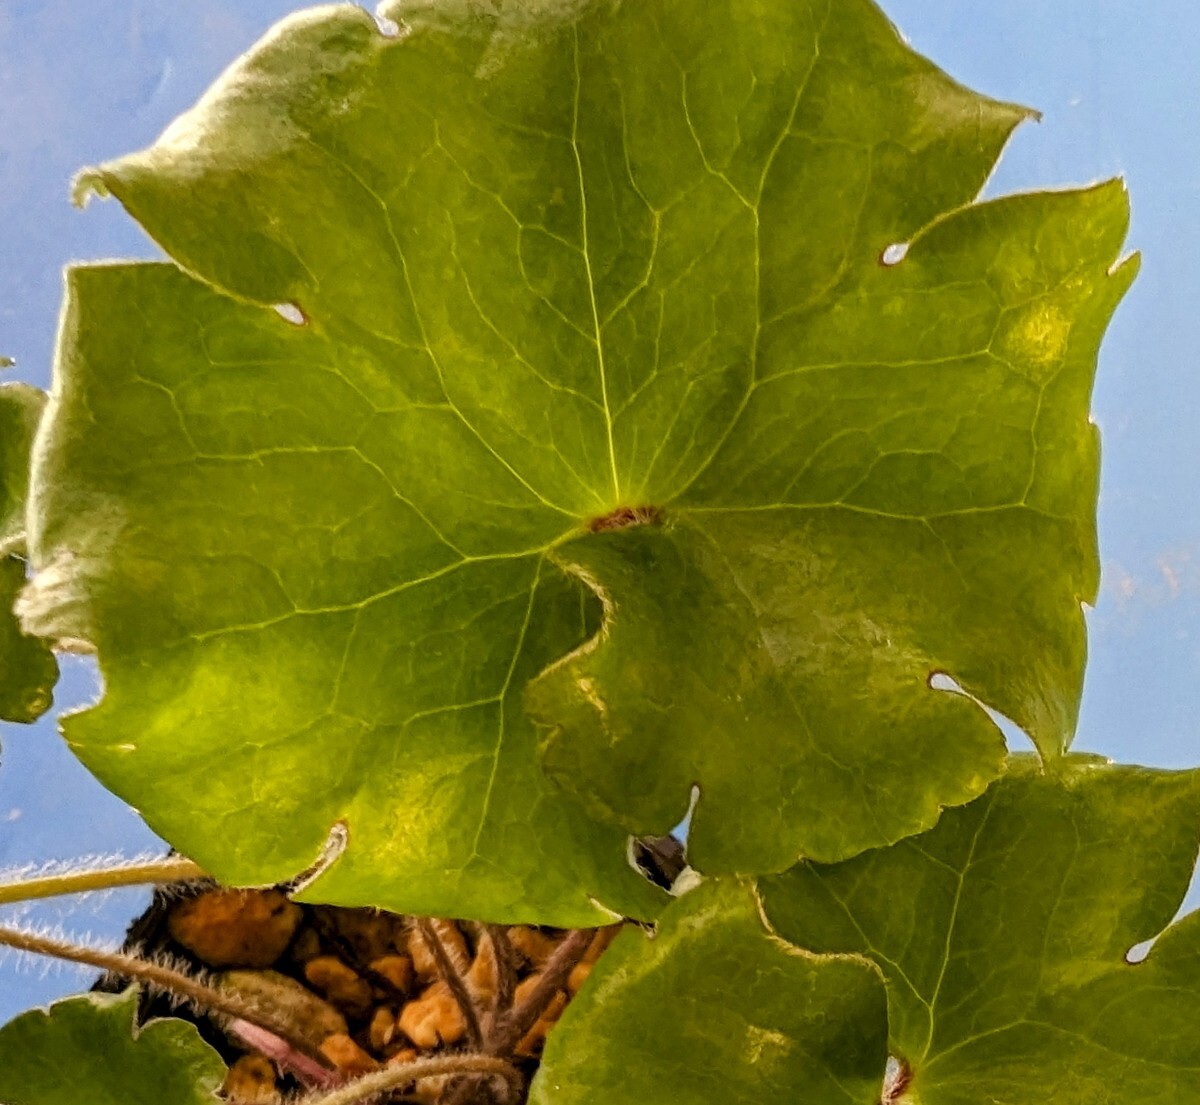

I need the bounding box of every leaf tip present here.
[272,302,308,327]
[70,168,110,210]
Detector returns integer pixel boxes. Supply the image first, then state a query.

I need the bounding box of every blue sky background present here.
[1,0,1198,1019]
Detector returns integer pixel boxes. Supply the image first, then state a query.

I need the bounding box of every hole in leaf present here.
[928,671,960,693]
[630,835,687,891]
[880,242,909,266]
[1125,939,1153,964]
[627,784,696,892]
[272,302,307,326]
[927,671,1036,752]
[676,782,700,843]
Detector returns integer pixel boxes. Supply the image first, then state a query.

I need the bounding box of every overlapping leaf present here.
[25,0,1132,918]
[0,379,57,725]
[530,878,888,1105]
[0,988,225,1105]
[761,757,1200,1104]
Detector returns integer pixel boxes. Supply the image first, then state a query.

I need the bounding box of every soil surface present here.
[96,836,685,1104]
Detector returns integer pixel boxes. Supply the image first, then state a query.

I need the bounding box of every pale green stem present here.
[303,1055,522,1105]
[0,856,206,906]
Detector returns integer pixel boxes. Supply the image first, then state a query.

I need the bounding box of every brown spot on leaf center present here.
[587,504,663,533]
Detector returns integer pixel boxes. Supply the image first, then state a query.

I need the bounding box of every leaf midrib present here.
[571,24,621,504]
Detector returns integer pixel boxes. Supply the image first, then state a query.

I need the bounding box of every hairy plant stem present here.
[439,925,518,1105]
[302,1054,522,1105]
[444,925,593,1105]
[488,927,592,1056]
[0,856,205,906]
[483,924,518,1026]
[0,924,333,1072]
[416,917,484,1049]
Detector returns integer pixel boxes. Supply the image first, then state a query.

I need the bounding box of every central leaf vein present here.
[572,25,621,503]
[301,132,579,518]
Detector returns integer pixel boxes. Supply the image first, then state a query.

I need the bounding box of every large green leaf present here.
[761,757,1200,1104]
[0,381,56,724]
[24,260,663,924]
[530,878,888,1105]
[27,0,1132,915]
[0,988,225,1105]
